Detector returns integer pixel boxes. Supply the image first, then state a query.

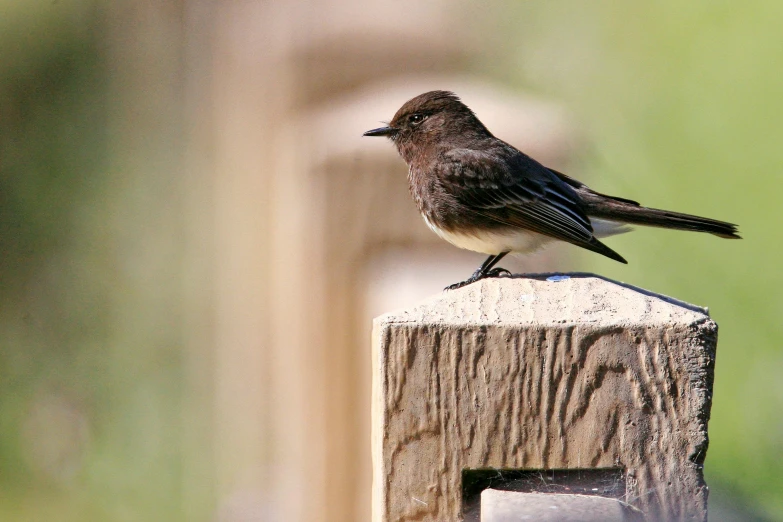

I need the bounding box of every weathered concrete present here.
[371,274,716,522]
[481,489,632,522]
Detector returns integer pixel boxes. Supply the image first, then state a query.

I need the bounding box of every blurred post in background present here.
[210,1,575,521]
[1,1,781,522]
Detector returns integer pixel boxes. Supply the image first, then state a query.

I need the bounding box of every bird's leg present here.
[445,252,511,290]
[480,251,511,278]
[469,253,503,279]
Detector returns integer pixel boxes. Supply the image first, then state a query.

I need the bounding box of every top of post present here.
[374,274,710,328]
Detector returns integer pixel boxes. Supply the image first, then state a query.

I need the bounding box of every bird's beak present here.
[363,126,397,137]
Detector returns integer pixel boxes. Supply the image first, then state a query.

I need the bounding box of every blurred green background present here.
[484,1,783,520]
[480,2,783,519]
[1,0,780,521]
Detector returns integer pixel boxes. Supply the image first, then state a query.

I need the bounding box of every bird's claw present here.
[485,267,512,278]
[444,278,475,291]
[444,266,512,290]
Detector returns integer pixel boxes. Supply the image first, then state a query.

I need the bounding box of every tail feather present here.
[548,168,741,239]
[582,198,741,239]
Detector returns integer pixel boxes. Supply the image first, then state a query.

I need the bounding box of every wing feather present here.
[438,147,594,245]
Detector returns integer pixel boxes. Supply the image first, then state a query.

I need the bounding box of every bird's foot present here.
[444,277,478,291]
[444,266,512,291]
[485,267,512,278]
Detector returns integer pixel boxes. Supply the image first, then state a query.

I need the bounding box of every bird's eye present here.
[408,113,427,125]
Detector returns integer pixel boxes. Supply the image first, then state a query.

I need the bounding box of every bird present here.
[363,91,740,290]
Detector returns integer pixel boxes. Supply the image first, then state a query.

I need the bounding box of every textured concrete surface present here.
[481,489,632,522]
[371,274,716,522]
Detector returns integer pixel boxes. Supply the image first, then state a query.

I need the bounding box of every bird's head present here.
[363,91,491,163]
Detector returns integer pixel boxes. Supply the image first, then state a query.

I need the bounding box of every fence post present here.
[371,274,716,522]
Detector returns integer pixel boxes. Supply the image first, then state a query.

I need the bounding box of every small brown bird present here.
[364,91,740,290]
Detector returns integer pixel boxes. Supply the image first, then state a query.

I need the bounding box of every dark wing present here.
[438,147,627,263]
[548,167,640,206]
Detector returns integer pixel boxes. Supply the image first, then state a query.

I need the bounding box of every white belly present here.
[420,212,632,254]
[423,216,554,255]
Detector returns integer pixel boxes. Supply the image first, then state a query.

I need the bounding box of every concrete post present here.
[371,275,716,522]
